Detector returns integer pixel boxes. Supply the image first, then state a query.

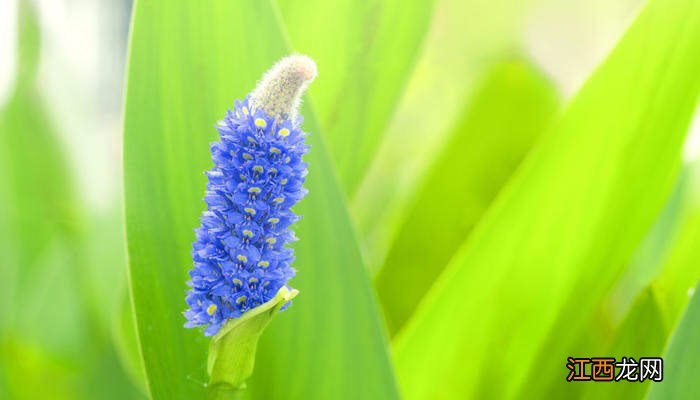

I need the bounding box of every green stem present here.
[208,383,246,400]
[206,287,299,399]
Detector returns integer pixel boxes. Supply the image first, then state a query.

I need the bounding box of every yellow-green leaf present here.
[376,60,559,335]
[393,0,700,398]
[123,1,398,399]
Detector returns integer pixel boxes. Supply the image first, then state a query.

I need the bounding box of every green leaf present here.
[603,174,689,324]
[351,0,542,272]
[0,0,91,362]
[392,0,700,398]
[535,163,700,399]
[375,60,559,335]
[208,288,298,399]
[580,287,668,400]
[0,4,145,399]
[652,166,700,326]
[123,1,397,399]
[112,288,147,394]
[0,3,78,323]
[248,115,399,400]
[124,2,289,398]
[277,0,434,193]
[647,280,700,399]
[538,170,693,399]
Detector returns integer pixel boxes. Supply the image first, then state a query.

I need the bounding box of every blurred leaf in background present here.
[648,278,700,399]
[393,0,700,398]
[352,0,545,273]
[123,1,399,399]
[579,287,668,399]
[3,0,700,398]
[0,1,143,399]
[277,0,434,193]
[549,163,700,399]
[376,60,559,335]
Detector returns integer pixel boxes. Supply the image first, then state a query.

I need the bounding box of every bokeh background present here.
[1,0,698,399]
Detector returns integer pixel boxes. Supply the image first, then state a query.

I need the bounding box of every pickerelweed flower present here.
[184,55,317,336]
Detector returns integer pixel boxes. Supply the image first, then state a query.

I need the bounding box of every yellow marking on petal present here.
[270,147,281,154]
[237,254,248,263]
[232,278,243,286]
[242,230,254,238]
[207,304,217,315]
[252,165,264,173]
[266,237,277,244]
[248,187,261,194]
[278,128,290,137]
[269,167,278,174]
[255,118,267,128]
[284,157,291,163]
[249,277,259,283]
[239,174,247,180]
[280,178,288,185]
[258,261,269,268]
[242,106,249,115]
[242,153,253,160]
[244,207,256,215]
[268,217,280,224]
[273,197,284,204]
[236,295,247,304]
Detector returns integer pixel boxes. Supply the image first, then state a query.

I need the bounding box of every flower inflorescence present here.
[184,96,309,336]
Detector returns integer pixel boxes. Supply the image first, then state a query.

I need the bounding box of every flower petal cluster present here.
[184,96,309,336]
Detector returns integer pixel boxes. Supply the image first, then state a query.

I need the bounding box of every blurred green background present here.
[1,0,699,399]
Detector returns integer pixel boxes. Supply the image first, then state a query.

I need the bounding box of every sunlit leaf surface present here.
[376,60,559,335]
[393,0,700,398]
[123,1,397,399]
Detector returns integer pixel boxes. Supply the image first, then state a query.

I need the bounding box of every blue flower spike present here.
[184,55,316,398]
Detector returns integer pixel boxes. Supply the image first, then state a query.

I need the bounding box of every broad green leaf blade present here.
[393,0,700,399]
[376,60,559,335]
[545,164,700,399]
[1,4,144,400]
[208,288,298,397]
[249,116,399,400]
[112,288,147,394]
[581,287,668,400]
[0,1,78,323]
[653,165,700,325]
[537,170,692,399]
[124,1,398,399]
[604,174,688,324]
[647,280,700,399]
[277,0,434,193]
[124,2,290,397]
[352,0,542,272]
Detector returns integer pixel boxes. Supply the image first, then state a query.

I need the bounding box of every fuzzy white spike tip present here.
[250,55,317,120]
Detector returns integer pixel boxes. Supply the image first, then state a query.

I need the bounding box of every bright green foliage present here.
[647,280,700,399]
[0,0,78,318]
[0,2,142,399]
[351,0,542,273]
[277,0,434,193]
[579,288,668,399]
[393,1,700,399]
[7,0,700,397]
[124,2,285,396]
[376,60,559,335]
[653,168,700,326]
[123,1,397,399]
[112,289,147,393]
[249,114,399,400]
[208,288,298,399]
